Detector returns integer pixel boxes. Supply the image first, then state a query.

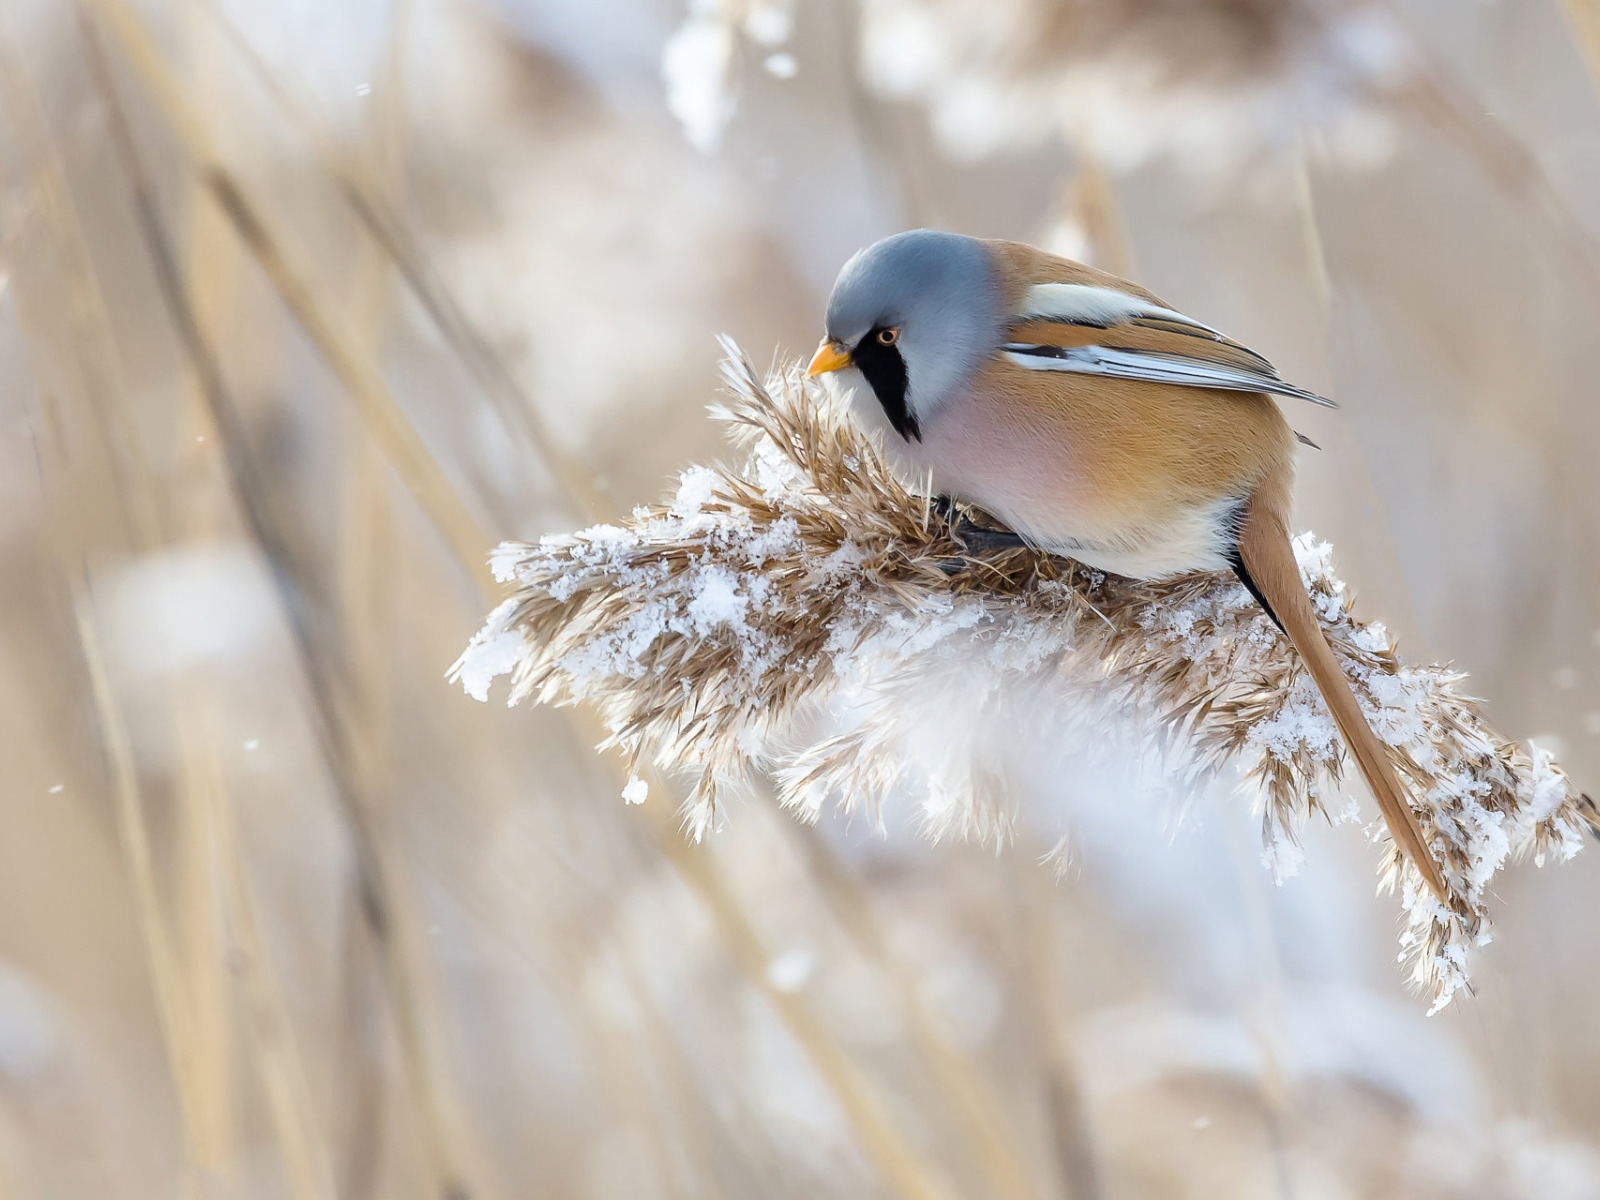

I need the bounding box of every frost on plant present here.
[452,341,1596,1008]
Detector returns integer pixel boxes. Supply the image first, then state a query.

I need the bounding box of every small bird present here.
[807,229,1447,901]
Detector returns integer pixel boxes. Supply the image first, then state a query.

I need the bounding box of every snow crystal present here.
[671,465,722,518]
[753,439,806,498]
[621,776,649,805]
[687,566,750,634]
[490,543,526,584]
[545,572,584,603]
[743,515,800,564]
[817,540,865,578]
[1523,744,1566,819]
[1245,678,1339,762]
[1261,834,1307,885]
[557,605,673,686]
[451,599,529,702]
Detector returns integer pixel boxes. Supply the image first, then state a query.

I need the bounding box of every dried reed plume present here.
[455,341,1592,1008]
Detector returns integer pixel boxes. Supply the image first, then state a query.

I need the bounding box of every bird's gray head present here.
[808,229,1003,441]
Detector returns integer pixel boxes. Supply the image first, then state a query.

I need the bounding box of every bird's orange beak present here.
[807,340,852,377]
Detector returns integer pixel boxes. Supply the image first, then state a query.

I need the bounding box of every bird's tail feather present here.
[1237,499,1448,902]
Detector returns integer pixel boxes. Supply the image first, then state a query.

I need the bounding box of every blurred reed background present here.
[3,0,1600,1196]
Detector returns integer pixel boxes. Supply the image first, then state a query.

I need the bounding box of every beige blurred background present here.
[2,0,1600,1196]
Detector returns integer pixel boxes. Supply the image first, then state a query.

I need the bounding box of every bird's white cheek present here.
[825,367,891,438]
[822,368,936,485]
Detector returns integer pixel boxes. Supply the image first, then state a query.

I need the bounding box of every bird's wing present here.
[1002,282,1335,408]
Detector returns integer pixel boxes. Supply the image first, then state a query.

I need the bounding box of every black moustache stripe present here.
[852,333,919,442]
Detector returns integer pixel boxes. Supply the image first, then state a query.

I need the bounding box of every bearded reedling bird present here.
[807,229,1447,902]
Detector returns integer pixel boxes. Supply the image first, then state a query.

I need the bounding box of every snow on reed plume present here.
[453,340,1595,1009]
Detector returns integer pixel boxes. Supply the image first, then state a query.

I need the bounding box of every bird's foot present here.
[953,526,1029,554]
[932,495,1028,573]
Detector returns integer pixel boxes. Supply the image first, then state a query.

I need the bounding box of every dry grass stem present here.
[193,0,611,524]
[1017,869,1102,1200]
[459,344,1594,1009]
[633,791,961,1200]
[1558,0,1600,94]
[80,9,963,1190]
[74,591,212,1168]
[0,19,221,1174]
[1061,151,1134,279]
[0,17,163,552]
[1395,59,1600,333]
[778,812,1043,1200]
[75,17,491,1196]
[78,0,496,592]
[182,713,340,1200]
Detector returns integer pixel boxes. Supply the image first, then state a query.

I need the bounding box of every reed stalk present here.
[74,13,486,1195]
[1556,0,1600,95]
[0,17,215,1181]
[76,5,959,1193]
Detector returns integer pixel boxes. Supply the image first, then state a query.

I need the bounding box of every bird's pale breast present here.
[890,359,1296,579]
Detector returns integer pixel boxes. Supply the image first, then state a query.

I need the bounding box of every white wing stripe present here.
[1002,345,1336,407]
[1019,282,1223,336]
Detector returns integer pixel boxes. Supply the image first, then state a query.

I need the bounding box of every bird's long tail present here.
[1236,494,1448,903]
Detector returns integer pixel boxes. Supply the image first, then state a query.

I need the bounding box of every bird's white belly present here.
[1034,498,1239,579]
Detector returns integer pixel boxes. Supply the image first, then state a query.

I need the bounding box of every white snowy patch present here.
[450,599,529,703]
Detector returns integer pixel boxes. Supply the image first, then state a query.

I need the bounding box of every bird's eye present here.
[876,328,899,346]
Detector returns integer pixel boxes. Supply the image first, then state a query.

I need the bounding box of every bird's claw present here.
[932,494,1028,573]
